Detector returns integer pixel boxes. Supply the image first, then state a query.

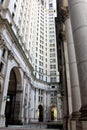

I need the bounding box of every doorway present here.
[38,104,43,122]
[5,68,21,125]
[51,106,57,121]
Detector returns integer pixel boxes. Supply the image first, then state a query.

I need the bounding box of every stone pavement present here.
[0,121,62,130]
[0,125,61,130]
[0,126,60,130]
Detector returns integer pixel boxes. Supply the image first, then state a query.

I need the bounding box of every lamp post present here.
[4,95,10,102]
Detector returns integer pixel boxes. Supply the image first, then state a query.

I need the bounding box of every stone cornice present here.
[0,15,34,73]
[0,15,60,87]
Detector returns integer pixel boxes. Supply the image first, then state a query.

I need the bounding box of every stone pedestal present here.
[82,121,87,130]
[80,106,87,121]
[0,115,5,127]
[70,120,82,130]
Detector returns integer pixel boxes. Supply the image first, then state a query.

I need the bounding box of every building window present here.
[50,59,56,63]
[36,47,38,51]
[2,48,6,58]
[14,4,16,10]
[35,72,37,77]
[0,0,4,4]
[52,86,55,89]
[36,53,38,57]
[50,71,56,76]
[50,48,55,52]
[35,59,37,63]
[39,68,43,73]
[38,89,43,102]
[0,62,4,72]
[50,53,55,57]
[46,77,47,82]
[50,77,56,82]
[50,65,56,69]
[35,66,37,71]
[39,74,43,80]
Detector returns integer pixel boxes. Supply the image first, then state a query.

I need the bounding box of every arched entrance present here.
[51,106,57,121]
[38,105,43,122]
[5,67,22,125]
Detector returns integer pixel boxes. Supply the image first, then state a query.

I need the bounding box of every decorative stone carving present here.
[0,34,5,47]
[8,50,14,60]
[57,6,69,23]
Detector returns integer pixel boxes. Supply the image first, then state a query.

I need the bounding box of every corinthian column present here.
[64,7,81,116]
[68,0,87,120]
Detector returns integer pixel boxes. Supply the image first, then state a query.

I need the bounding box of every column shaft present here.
[65,17,81,114]
[68,0,87,108]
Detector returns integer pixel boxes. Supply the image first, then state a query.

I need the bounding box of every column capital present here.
[57,6,69,24]
[61,6,69,23]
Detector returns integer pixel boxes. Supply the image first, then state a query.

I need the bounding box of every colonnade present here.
[62,0,87,129]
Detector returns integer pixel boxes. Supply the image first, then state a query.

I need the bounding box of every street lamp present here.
[4,95,10,102]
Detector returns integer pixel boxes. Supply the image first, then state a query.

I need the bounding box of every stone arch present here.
[50,105,57,121]
[5,66,22,125]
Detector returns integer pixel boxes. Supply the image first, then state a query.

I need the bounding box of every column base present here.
[70,120,82,130]
[0,115,5,127]
[69,112,82,130]
[71,112,81,120]
[82,121,87,130]
[80,106,87,121]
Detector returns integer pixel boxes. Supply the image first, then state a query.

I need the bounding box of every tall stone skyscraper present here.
[1,0,59,83]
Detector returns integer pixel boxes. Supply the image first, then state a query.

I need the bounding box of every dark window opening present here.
[14,4,16,9]
[2,48,6,58]
[52,86,55,88]
[0,62,4,72]
[12,12,14,18]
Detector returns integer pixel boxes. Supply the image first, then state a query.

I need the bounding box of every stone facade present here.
[0,3,62,127]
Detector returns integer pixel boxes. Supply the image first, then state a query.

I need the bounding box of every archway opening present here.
[5,68,22,125]
[38,104,43,122]
[51,106,57,121]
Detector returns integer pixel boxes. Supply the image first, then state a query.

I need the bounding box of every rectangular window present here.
[50,48,55,52]
[0,62,4,72]
[50,77,56,82]
[50,59,56,63]
[50,53,55,57]
[50,65,56,69]
[50,71,56,76]
[35,66,37,71]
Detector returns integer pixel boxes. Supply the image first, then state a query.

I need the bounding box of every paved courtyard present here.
[0,124,61,130]
[0,127,60,130]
